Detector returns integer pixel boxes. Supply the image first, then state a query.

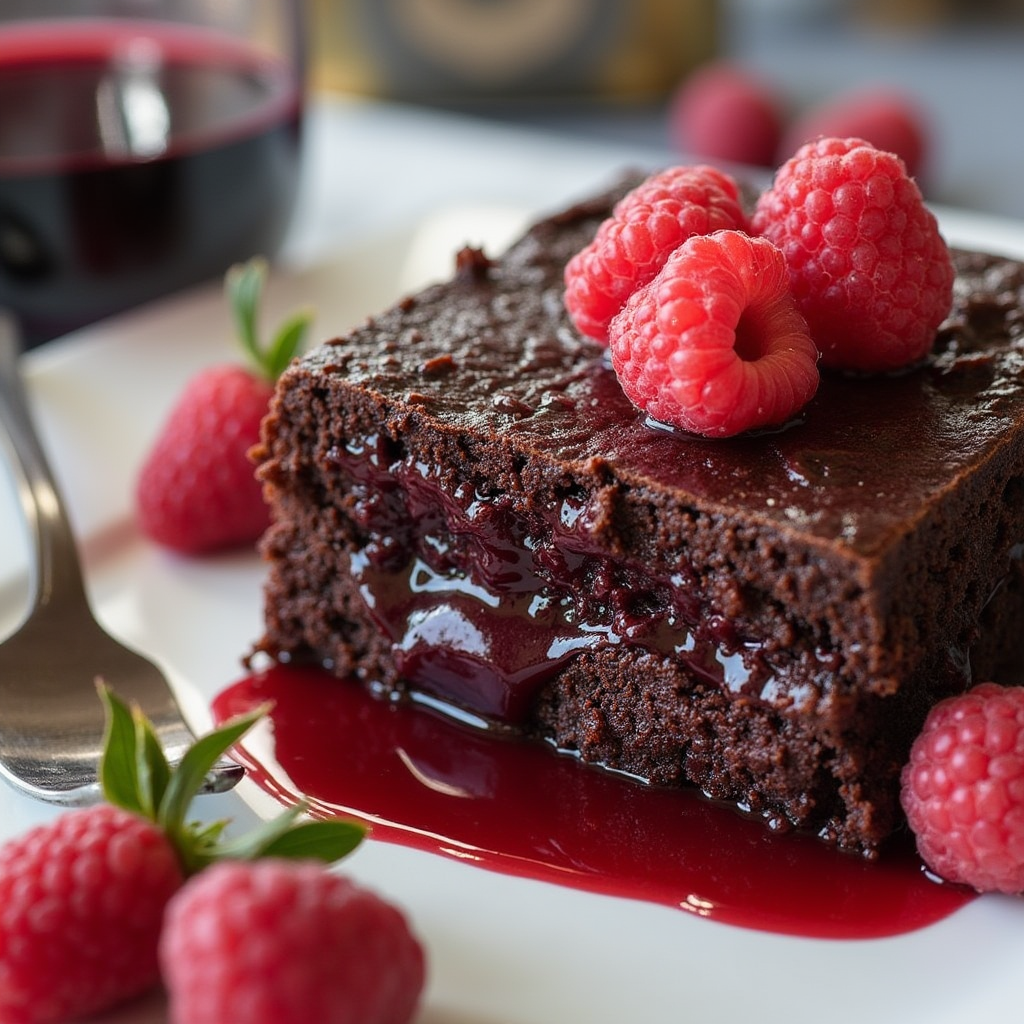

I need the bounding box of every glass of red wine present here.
[0,1,306,348]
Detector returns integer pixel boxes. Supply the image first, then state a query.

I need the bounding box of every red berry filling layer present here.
[326,428,999,728]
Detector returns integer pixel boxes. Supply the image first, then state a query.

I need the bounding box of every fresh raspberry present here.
[0,804,183,1024]
[136,364,275,553]
[669,61,784,168]
[781,90,928,179]
[608,229,819,437]
[751,136,954,372]
[0,688,369,1024]
[136,259,310,554]
[160,860,426,1024]
[564,164,749,343]
[900,683,1024,895]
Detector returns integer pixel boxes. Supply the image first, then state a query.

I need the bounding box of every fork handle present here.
[0,316,89,613]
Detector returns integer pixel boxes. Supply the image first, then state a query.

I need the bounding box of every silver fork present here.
[0,317,243,804]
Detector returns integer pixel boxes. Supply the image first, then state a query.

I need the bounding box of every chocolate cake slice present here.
[253,181,1024,856]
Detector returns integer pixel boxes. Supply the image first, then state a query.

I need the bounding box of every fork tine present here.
[0,315,244,803]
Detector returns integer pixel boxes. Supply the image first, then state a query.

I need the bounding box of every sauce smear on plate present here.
[213,665,974,939]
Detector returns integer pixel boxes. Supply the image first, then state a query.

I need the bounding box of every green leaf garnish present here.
[97,686,367,877]
[226,257,313,383]
[256,818,366,862]
[216,805,365,863]
[157,705,265,839]
[98,683,143,815]
[134,707,171,820]
[214,802,308,861]
[264,309,313,380]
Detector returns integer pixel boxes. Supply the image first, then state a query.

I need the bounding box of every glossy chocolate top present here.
[308,187,1024,561]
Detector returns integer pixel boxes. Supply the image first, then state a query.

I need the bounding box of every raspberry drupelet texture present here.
[136,258,311,555]
[0,804,184,1024]
[900,683,1024,895]
[751,136,954,372]
[136,364,274,554]
[564,164,749,343]
[160,860,426,1024]
[779,91,928,178]
[608,229,819,438]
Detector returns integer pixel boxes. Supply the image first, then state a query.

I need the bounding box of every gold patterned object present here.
[310,0,718,102]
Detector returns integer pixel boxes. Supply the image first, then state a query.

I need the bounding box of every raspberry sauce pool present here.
[213,665,974,940]
[0,20,302,346]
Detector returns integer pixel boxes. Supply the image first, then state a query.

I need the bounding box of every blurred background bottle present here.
[304,0,1024,220]
[308,0,718,105]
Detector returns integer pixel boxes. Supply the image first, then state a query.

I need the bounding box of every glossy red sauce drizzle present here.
[213,664,974,940]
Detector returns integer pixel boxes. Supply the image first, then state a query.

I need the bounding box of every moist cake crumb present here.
[253,179,1024,856]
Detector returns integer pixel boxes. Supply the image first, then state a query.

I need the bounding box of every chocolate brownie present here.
[253,181,1024,856]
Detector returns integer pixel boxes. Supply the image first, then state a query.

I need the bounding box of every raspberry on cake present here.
[564,164,748,343]
[608,229,819,437]
[751,136,954,372]
[253,178,1024,857]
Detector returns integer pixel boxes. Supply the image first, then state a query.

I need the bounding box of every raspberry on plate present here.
[136,258,311,554]
[564,164,749,343]
[608,229,819,438]
[136,363,276,553]
[669,61,784,168]
[0,687,369,1024]
[751,136,954,373]
[900,682,1024,895]
[160,860,426,1024]
[0,804,183,1024]
[779,90,928,179]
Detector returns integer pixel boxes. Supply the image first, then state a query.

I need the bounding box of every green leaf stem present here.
[225,258,313,382]
[96,685,366,877]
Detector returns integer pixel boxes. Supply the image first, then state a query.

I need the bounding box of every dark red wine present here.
[0,20,302,347]
[213,665,975,940]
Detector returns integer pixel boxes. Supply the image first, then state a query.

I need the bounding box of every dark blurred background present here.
[305,0,1024,219]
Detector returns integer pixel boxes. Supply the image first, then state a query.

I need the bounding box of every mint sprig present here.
[98,684,365,875]
[226,257,313,383]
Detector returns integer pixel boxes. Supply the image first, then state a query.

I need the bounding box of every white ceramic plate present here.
[2,206,1023,1024]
